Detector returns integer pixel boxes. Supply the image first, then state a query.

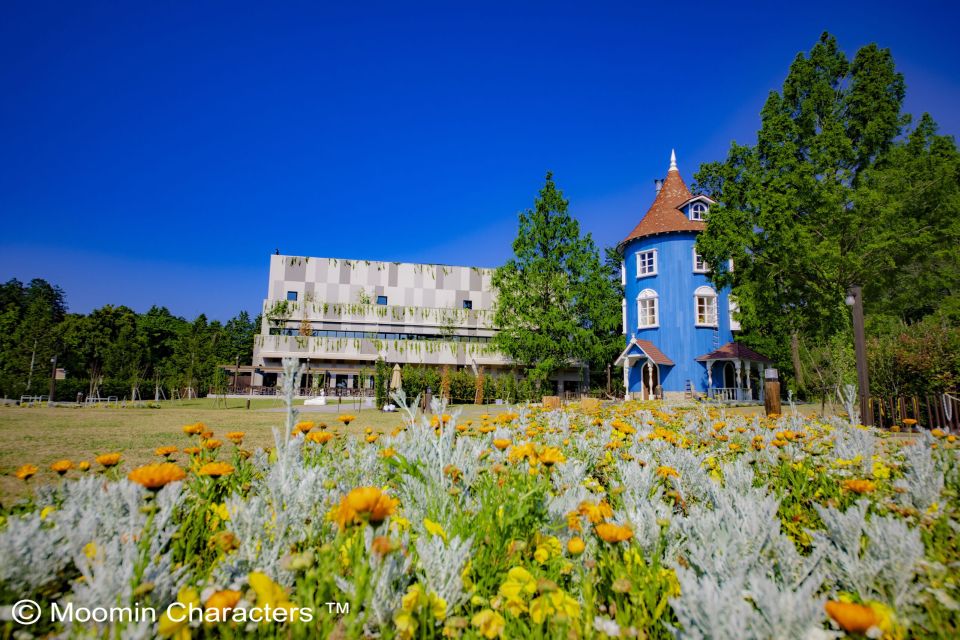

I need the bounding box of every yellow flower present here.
[96,453,122,468]
[825,600,881,634]
[530,590,580,624]
[205,589,241,614]
[338,414,356,426]
[335,487,398,528]
[656,465,680,479]
[295,421,315,433]
[203,439,223,450]
[40,505,56,520]
[394,610,418,640]
[83,541,97,560]
[198,462,235,477]
[225,431,245,444]
[871,459,891,480]
[15,464,39,480]
[578,500,613,524]
[158,586,200,637]
[128,463,187,489]
[78,461,91,471]
[567,536,585,555]
[424,518,448,542]
[538,447,565,467]
[50,459,73,475]
[182,422,203,435]
[155,446,179,458]
[307,431,334,444]
[492,439,511,451]
[595,523,633,543]
[498,566,537,602]
[471,609,505,639]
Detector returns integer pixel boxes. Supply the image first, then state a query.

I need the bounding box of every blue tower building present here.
[614,151,770,402]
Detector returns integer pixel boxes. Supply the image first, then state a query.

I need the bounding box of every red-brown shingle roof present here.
[619,165,705,247]
[696,342,772,363]
[635,339,675,366]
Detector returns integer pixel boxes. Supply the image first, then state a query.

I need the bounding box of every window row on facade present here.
[286,290,473,309]
[619,248,709,282]
[621,286,720,330]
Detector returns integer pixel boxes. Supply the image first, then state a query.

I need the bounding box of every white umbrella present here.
[390,364,402,391]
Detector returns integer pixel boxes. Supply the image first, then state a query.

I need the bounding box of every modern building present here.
[247,255,511,391]
[615,151,770,402]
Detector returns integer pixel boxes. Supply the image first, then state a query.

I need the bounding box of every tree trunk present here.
[790,331,804,391]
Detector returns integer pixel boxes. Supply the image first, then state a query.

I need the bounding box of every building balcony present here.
[261,299,494,331]
[253,334,510,367]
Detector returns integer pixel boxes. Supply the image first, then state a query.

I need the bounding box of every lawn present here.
[0,398,822,503]
[0,400,501,502]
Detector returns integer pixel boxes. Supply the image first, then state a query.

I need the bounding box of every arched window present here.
[690,202,708,221]
[694,285,717,326]
[637,289,658,328]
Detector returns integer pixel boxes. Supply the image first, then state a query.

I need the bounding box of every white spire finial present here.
[669,149,677,172]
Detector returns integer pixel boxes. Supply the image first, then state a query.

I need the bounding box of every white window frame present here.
[694,286,718,327]
[636,249,657,278]
[729,296,741,331]
[621,299,627,334]
[690,202,708,221]
[637,289,659,328]
[693,248,709,273]
[620,260,626,286]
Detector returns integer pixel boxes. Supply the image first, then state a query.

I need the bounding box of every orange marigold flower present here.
[578,500,613,524]
[595,523,633,543]
[824,601,880,634]
[204,439,222,450]
[338,414,356,426]
[842,479,876,494]
[567,536,585,555]
[198,462,235,477]
[902,418,917,426]
[183,446,201,456]
[96,453,122,468]
[78,461,91,472]
[306,431,334,445]
[335,486,398,528]
[15,464,39,480]
[182,423,203,435]
[128,463,186,489]
[50,459,73,475]
[225,431,245,444]
[205,590,242,614]
[295,421,315,434]
[656,465,680,479]
[155,446,178,457]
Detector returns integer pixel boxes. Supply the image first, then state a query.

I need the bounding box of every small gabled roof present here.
[615,338,675,367]
[696,342,772,363]
[618,150,706,249]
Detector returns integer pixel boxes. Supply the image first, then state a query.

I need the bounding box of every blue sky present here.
[2,0,958,321]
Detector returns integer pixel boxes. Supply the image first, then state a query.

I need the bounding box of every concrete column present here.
[746,361,753,400]
[706,361,713,390]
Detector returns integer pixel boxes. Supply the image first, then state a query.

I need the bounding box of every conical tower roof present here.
[619,150,705,248]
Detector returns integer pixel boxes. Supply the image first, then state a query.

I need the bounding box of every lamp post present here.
[845,286,873,426]
[49,355,57,405]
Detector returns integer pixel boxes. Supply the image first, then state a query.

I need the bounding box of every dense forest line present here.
[0,278,258,401]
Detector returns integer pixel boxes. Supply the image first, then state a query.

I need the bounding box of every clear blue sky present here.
[2,0,958,321]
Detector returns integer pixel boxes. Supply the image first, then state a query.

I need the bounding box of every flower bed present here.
[2,389,958,638]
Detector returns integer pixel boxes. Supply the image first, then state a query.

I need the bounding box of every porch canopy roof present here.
[615,338,675,367]
[695,341,772,364]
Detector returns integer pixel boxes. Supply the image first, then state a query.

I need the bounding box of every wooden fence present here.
[870,393,959,430]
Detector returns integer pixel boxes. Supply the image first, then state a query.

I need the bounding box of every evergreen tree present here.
[693,33,960,390]
[493,172,622,390]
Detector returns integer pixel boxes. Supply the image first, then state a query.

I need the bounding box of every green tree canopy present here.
[693,32,960,389]
[492,172,622,389]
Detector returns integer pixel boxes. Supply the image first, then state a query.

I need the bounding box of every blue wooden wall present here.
[622,230,733,393]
